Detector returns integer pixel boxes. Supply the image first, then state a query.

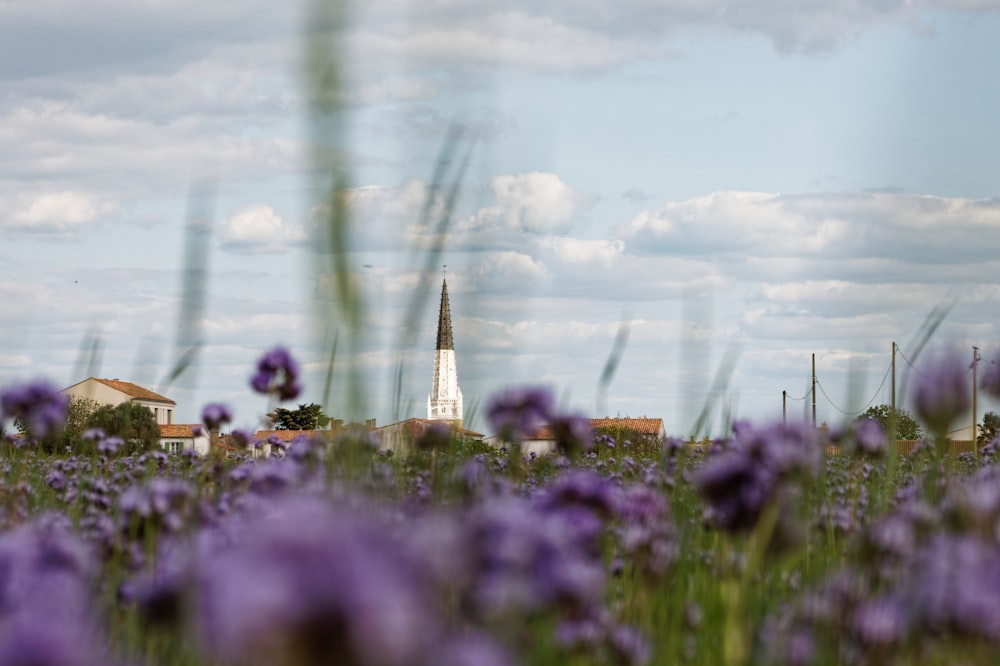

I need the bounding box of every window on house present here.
[164,441,184,454]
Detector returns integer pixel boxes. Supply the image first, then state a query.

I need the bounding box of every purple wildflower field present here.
[1,351,1000,665]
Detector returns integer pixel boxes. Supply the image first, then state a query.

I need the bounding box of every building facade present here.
[63,378,176,424]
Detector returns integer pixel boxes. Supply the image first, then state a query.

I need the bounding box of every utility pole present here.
[973,345,980,457]
[890,341,897,444]
[811,353,817,428]
[783,390,787,425]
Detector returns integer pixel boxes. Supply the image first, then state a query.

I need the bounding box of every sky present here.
[4,0,1000,437]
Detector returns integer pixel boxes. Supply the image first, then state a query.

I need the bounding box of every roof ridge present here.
[92,378,175,404]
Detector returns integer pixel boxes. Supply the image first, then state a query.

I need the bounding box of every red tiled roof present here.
[374,418,484,439]
[255,429,335,443]
[159,424,202,438]
[589,417,664,436]
[527,417,664,441]
[91,378,175,404]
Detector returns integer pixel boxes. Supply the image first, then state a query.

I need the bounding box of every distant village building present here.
[427,277,464,427]
[376,418,483,455]
[490,417,667,457]
[159,424,211,456]
[63,377,177,425]
[61,378,208,455]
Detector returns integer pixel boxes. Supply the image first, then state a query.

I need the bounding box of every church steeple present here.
[436,279,454,351]
[428,271,463,425]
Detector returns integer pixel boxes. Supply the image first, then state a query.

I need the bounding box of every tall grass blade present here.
[160,182,214,392]
[71,326,104,383]
[897,295,957,408]
[596,318,630,416]
[689,345,741,438]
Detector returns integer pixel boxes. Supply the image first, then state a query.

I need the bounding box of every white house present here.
[63,378,177,425]
[62,378,212,455]
[491,417,667,457]
[158,424,211,456]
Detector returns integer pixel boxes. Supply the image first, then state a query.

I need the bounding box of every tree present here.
[979,411,1000,445]
[857,405,923,441]
[15,396,99,454]
[85,402,160,455]
[268,403,331,430]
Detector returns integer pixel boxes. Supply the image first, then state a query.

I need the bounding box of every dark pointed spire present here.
[436,278,454,351]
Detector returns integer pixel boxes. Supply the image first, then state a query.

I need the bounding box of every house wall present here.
[134,399,173,425]
[159,433,210,456]
[378,422,417,455]
[64,380,131,408]
[522,440,556,457]
[64,379,175,425]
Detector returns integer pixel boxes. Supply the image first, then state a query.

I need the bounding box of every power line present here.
[783,386,811,401]
[815,373,888,417]
[896,346,926,377]
[814,357,894,416]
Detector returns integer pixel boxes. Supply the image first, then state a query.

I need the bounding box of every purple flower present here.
[97,436,123,456]
[851,418,888,458]
[487,386,553,442]
[853,596,909,647]
[540,470,618,519]
[548,412,594,455]
[609,625,652,666]
[0,380,68,440]
[614,484,677,579]
[194,498,438,666]
[694,421,819,533]
[910,535,1000,639]
[229,429,253,449]
[250,346,301,402]
[913,351,970,434]
[430,633,513,666]
[0,518,104,665]
[201,403,233,431]
[466,496,606,619]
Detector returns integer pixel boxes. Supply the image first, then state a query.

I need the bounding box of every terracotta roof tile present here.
[526,417,664,441]
[92,378,175,404]
[589,417,664,436]
[375,418,484,439]
[254,429,334,443]
[159,424,203,438]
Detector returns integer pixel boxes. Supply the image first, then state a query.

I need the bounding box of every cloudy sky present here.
[4,0,1000,436]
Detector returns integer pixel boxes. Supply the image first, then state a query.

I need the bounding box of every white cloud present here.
[7,191,116,234]
[537,237,625,267]
[456,172,593,247]
[619,191,1000,279]
[219,205,306,254]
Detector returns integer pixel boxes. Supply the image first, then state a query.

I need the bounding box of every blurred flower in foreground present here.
[195,497,437,666]
[201,403,233,431]
[913,351,969,435]
[838,417,888,459]
[0,380,68,440]
[694,420,819,533]
[250,347,301,402]
[487,386,553,443]
[0,517,104,666]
